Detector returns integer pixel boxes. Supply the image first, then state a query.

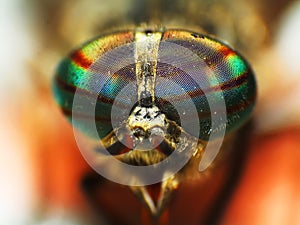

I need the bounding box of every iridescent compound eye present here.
[53,28,256,167]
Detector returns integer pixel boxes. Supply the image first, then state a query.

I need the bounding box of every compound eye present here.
[53,31,137,139]
[156,30,256,140]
